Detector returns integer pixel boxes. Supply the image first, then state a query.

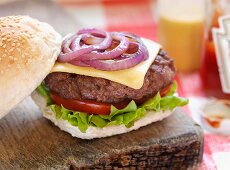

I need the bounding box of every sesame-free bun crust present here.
[0,16,62,119]
[31,91,173,139]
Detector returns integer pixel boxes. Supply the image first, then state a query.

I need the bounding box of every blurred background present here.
[0,0,229,169]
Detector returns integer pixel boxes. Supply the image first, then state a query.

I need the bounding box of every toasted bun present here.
[31,91,173,139]
[0,16,62,119]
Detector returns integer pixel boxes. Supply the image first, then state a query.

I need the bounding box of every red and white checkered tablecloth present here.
[57,0,230,169]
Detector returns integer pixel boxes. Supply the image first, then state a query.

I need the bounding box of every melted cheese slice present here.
[51,38,161,89]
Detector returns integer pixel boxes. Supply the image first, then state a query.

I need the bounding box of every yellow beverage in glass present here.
[157,0,206,72]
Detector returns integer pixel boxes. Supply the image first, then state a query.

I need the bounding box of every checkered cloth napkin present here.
[177,73,230,170]
[58,0,230,169]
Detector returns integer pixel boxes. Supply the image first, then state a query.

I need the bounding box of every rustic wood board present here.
[0,97,203,169]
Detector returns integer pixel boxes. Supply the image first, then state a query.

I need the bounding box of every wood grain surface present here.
[0,97,203,169]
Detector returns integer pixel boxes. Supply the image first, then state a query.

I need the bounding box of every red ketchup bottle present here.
[200,0,230,99]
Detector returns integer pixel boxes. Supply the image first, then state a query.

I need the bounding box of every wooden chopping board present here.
[0,97,203,169]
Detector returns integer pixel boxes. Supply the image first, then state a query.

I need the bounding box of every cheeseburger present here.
[33,28,188,139]
[0,16,188,139]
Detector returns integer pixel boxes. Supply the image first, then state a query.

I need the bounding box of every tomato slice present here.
[135,85,172,104]
[160,84,172,97]
[50,84,172,115]
[50,92,128,115]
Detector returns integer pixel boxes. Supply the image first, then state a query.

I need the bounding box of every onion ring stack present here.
[58,28,149,71]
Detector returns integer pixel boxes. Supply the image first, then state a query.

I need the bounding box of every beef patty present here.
[44,50,176,104]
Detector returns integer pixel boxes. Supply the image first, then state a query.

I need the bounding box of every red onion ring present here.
[58,34,94,62]
[83,36,104,45]
[62,34,77,53]
[78,28,112,50]
[58,29,113,62]
[80,35,129,61]
[116,32,149,60]
[84,42,146,71]
[69,60,89,67]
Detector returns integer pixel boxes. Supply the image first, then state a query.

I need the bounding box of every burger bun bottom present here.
[31,91,173,139]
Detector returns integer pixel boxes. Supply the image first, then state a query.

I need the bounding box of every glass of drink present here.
[156,0,207,72]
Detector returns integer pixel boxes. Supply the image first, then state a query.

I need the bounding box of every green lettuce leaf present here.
[36,82,53,105]
[36,81,189,133]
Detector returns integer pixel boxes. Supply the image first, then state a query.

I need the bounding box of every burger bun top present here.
[0,15,62,119]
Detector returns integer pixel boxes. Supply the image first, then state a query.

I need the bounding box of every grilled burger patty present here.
[44,50,175,104]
